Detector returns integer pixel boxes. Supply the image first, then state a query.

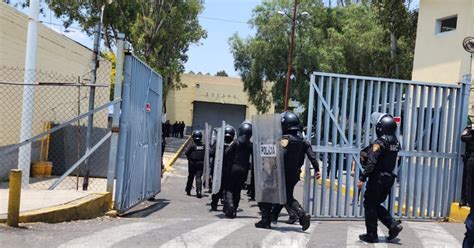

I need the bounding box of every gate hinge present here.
[112,127,120,133]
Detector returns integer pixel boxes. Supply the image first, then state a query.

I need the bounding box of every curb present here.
[163,136,191,172]
[448,202,470,223]
[0,192,111,224]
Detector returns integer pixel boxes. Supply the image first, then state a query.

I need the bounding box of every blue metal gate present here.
[303,72,471,219]
[114,53,163,213]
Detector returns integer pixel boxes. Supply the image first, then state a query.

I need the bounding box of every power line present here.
[199,15,248,24]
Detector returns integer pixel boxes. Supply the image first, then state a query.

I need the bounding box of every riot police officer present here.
[256,111,320,230]
[185,130,206,198]
[358,113,403,243]
[210,125,235,211]
[185,130,205,198]
[223,122,253,218]
[460,125,474,248]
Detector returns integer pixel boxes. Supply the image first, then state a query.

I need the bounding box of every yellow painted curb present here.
[0,192,111,224]
[163,136,191,172]
[448,202,470,223]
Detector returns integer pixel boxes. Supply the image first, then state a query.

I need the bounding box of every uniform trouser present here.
[225,166,248,211]
[271,174,303,218]
[364,174,396,235]
[186,163,203,193]
[463,207,474,248]
[462,157,474,206]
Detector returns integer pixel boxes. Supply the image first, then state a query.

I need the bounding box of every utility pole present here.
[83,6,104,190]
[284,0,297,111]
[18,0,39,187]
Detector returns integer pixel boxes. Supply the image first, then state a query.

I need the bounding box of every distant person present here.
[180,121,186,138]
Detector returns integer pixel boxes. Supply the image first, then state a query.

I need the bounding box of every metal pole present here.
[106,33,125,194]
[284,0,297,111]
[7,170,22,227]
[18,0,39,187]
[83,11,103,190]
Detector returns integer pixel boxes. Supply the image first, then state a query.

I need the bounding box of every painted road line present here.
[57,220,176,248]
[261,223,316,248]
[408,221,461,248]
[160,220,246,248]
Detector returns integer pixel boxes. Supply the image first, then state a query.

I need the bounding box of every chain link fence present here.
[0,65,112,192]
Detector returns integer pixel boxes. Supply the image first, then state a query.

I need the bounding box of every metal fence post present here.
[106,33,125,195]
[455,74,472,201]
[303,74,315,213]
[7,170,22,227]
[114,52,132,211]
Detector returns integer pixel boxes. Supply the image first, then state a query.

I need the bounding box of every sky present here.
[12,0,420,78]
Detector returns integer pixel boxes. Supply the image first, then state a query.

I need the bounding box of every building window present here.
[436,15,457,34]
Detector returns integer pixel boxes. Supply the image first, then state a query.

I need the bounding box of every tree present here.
[215,70,228,77]
[43,0,206,97]
[230,1,418,113]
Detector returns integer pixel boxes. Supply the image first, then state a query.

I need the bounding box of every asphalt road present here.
[0,157,466,248]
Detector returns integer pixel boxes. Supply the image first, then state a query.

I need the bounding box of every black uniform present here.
[460,126,474,248]
[269,134,319,223]
[360,135,400,239]
[185,140,205,196]
[223,139,253,217]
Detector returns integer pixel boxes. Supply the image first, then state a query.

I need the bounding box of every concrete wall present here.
[0,3,111,146]
[412,0,474,111]
[166,73,272,129]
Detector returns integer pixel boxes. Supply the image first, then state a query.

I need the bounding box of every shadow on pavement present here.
[121,199,170,218]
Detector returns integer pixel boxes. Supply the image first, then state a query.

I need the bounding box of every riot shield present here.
[212,121,225,194]
[203,123,211,189]
[252,114,286,204]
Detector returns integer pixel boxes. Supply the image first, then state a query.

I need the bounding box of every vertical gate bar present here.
[406,85,419,217]
[354,80,365,216]
[345,78,356,216]
[420,86,434,218]
[381,81,388,113]
[389,83,400,216]
[304,74,315,213]
[114,54,133,211]
[337,78,348,216]
[429,87,441,217]
[448,86,462,213]
[364,81,374,146]
[389,82,396,115]
[372,81,381,141]
[435,88,448,217]
[455,75,471,202]
[442,89,455,216]
[314,75,324,216]
[321,76,332,216]
[398,84,410,217]
[329,77,340,217]
[413,85,427,218]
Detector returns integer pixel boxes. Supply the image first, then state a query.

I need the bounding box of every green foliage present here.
[215,70,229,77]
[46,0,207,97]
[230,1,418,113]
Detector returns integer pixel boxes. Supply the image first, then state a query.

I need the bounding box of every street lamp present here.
[463,37,474,76]
[278,0,309,111]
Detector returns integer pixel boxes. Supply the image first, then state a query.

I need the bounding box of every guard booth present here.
[303,72,471,220]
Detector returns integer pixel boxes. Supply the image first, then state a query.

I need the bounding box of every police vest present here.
[189,145,205,161]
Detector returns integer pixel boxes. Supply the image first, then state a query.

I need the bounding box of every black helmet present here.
[192,130,203,143]
[238,122,252,143]
[375,114,397,138]
[224,125,236,144]
[238,122,252,137]
[281,111,300,134]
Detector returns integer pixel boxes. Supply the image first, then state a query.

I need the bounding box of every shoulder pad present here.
[280,138,289,148]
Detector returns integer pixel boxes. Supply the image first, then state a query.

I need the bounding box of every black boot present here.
[359,233,379,243]
[185,189,191,196]
[387,220,403,241]
[211,203,217,211]
[293,206,311,231]
[286,214,298,224]
[256,210,272,229]
[196,191,202,198]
